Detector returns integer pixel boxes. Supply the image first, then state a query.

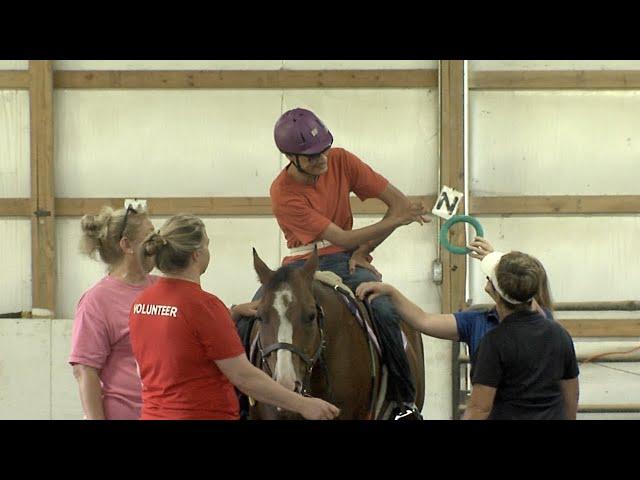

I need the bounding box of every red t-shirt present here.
[270,147,389,265]
[129,277,245,420]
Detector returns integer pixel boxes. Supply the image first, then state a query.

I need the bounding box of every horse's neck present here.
[311,281,365,335]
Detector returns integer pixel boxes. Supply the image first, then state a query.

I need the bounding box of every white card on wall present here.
[124,198,148,211]
[431,186,463,220]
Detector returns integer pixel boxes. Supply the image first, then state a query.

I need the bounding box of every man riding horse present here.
[247,108,429,419]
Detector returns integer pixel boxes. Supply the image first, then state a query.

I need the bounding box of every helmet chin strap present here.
[292,155,319,182]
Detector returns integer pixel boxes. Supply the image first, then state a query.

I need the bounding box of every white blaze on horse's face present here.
[273,287,298,391]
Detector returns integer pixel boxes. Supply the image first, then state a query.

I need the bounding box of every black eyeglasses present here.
[306,147,331,164]
[119,205,137,240]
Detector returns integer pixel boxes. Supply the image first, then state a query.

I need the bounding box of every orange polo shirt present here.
[270,147,389,265]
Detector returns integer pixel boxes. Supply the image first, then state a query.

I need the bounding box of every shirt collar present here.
[502,309,543,324]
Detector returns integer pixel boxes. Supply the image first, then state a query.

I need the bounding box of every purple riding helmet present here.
[274,108,333,155]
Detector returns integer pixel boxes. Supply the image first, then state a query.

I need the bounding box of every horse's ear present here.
[253,248,274,285]
[302,245,319,279]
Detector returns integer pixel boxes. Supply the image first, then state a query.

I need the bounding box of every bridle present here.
[256,304,327,396]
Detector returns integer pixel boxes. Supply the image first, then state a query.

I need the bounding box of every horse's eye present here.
[306,312,317,323]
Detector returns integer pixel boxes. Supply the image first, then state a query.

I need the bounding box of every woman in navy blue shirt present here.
[356,237,554,361]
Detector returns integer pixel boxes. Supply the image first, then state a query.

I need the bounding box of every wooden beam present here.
[440,61,467,314]
[575,404,640,414]
[56,197,273,216]
[0,199,32,216]
[558,319,640,338]
[470,195,640,215]
[460,350,640,363]
[30,194,640,217]
[441,61,466,420]
[29,61,55,318]
[468,301,640,312]
[54,69,439,90]
[459,404,640,413]
[470,70,640,90]
[54,195,435,217]
[54,196,435,216]
[454,318,639,338]
[0,71,31,89]
[24,194,637,217]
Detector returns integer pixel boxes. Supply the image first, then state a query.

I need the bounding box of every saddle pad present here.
[314,271,407,352]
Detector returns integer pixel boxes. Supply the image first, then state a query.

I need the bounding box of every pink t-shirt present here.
[69,274,158,420]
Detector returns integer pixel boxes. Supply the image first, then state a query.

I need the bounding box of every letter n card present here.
[432,186,463,220]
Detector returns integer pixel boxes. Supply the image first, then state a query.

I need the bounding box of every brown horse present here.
[248,248,425,420]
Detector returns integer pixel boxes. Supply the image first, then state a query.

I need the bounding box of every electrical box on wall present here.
[432,259,443,285]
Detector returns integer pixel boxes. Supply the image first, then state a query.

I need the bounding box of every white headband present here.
[480,251,533,305]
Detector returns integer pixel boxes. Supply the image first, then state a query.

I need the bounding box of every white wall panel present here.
[0,91,30,197]
[467,216,640,305]
[576,363,640,404]
[470,91,640,196]
[351,217,439,312]
[56,218,110,320]
[199,217,281,306]
[471,60,640,71]
[0,319,50,419]
[0,219,31,313]
[51,319,82,419]
[55,90,284,197]
[0,61,28,70]
[284,89,438,196]
[55,89,437,198]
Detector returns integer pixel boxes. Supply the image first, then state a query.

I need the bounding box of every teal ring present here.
[439,215,485,255]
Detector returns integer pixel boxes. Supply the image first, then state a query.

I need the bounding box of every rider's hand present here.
[355,282,394,302]
[349,246,382,280]
[299,397,340,420]
[392,201,430,226]
[467,236,494,260]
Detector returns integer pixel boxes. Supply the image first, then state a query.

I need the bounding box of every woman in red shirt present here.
[129,214,340,420]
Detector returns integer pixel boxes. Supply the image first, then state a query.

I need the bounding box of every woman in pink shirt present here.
[69,205,157,419]
[70,205,260,420]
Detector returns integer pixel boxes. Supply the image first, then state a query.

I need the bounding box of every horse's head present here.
[252,248,323,399]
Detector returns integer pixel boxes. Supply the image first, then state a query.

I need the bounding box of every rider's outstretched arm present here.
[320,204,420,251]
